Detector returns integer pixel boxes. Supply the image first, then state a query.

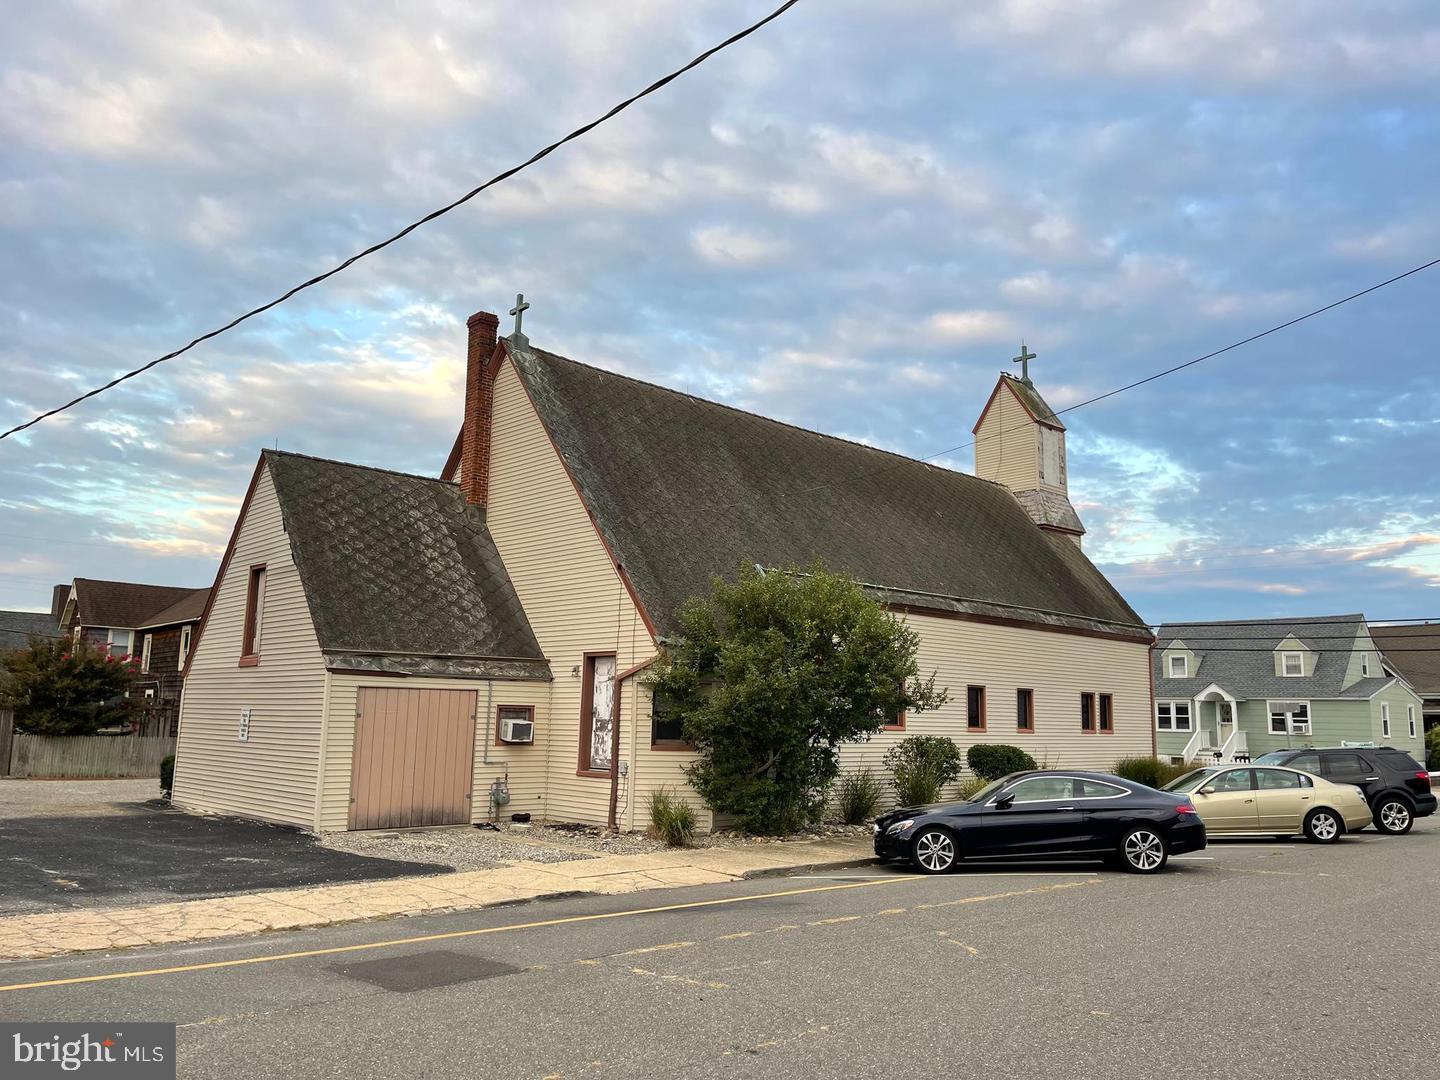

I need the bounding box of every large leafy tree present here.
[646,564,947,834]
[0,637,139,736]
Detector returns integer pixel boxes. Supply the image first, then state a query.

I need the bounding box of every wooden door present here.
[349,687,477,830]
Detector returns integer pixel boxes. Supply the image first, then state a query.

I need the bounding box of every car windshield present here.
[964,777,1012,803]
[1163,769,1217,793]
[1251,752,1290,765]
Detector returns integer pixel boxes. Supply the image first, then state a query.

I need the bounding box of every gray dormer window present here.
[1281,652,1303,677]
[1168,654,1187,679]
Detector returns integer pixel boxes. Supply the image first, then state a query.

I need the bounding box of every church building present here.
[172,306,1156,833]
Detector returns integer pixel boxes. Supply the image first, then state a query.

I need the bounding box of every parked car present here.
[872,770,1206,875]
[1250,747,1436,835]
[1163,765,1371,842]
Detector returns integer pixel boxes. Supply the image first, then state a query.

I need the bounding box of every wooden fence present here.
[5,732,176,779]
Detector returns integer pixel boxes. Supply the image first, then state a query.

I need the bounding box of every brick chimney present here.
[461,311,500,507]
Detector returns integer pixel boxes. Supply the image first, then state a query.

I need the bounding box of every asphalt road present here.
[3,825,1438,1079]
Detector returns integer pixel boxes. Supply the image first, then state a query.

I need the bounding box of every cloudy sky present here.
[2,0,1438,625]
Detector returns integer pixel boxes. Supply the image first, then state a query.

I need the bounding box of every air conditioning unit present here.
[499,716,535,744]
[1291,722,1311,735]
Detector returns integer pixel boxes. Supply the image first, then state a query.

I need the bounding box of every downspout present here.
[312,671,334,834]
[481,679,494,765]
[1148,640,1157,759]
[607,677,622,831]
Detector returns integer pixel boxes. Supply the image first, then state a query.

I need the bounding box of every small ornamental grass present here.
[835,768,883,825]
[966,744,1038,781]
[884,735,964,807]
[1111,755,1193,789]
[648,787,698,847]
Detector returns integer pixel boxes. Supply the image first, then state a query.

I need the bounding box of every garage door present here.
[349,687,477,830]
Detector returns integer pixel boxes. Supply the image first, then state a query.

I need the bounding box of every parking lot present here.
[0,779,444,916]
[2,818,1436,1079]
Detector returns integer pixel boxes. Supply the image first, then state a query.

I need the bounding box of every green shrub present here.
[884,735,964,806]
[647,787,698,847]
[957,775,990,800]
[835,768,882,824]
[1426,726,1440,770]
[966,744,1038,781]
[1112,755,1193,789]
[159,754,175,796]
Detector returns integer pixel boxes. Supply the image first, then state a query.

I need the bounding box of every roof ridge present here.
[73,577,208,591]
[514,344,1002,488]
[1160,614,1364,628]
[263,448,460,488]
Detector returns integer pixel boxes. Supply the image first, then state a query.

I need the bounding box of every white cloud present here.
[924,310,1015,344]
[691,224,790,266]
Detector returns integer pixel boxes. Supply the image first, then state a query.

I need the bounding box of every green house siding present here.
[1239,700,1369,756]
[1156,728,1190,759]
[1372,682,1424,749]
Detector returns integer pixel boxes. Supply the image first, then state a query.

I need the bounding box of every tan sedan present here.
[1163,765,1371,842]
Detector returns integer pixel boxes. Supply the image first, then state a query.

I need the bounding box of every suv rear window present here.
[1374,749,1425,772]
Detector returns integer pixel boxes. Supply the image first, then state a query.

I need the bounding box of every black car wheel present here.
[1119,827,1168,873]
[1375,797,1414,836]
[1303,808,1342,843]
[910,827,957,874]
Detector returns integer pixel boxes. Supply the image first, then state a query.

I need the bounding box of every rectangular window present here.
[1408,705,1417,739]
[241,564,267,664]
[1168,654,1187,679]
[1381,702,1391,739]
[140,634,152,674]
[1360,653,1370,677]
[1281,652,1303,677]
[179,625,193,670]
[651,689,691,747]
[884,682,906,731]
[1080,692,1096,732]
[579,653,617,774]
[966,685,986,731]
[1016,688,1034,732]
[495,704,535,744]
[1099,693,1114,733]
[106,628,133,658]
[1268,701,1310,735]
[1156,701,1193,732]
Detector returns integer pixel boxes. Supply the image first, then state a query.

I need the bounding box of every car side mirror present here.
[1197,787,1214,797]
[994,793,1015,810]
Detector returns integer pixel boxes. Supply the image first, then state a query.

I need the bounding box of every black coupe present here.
[873,770,1206,874]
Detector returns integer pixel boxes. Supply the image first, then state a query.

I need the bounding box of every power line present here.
[0,0,804,443]
[624,256,1440,528]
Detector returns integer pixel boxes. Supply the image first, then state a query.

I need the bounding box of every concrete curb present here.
[740,855,880,879]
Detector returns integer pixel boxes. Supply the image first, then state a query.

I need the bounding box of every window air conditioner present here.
[499,716,535,744]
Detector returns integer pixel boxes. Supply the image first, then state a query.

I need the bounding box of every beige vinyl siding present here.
[974,384,1040,493]
[836,612,1153,794]
[622,680,714,833]
[485,358,652,826]
[171,465,327,829]
[318,674,553,831]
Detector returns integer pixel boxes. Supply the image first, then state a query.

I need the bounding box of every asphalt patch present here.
[329,950,521,992]
[0,802,447,916]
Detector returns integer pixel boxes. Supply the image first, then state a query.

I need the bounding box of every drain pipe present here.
[481,679,494,765]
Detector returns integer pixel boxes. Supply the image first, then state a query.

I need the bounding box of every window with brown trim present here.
[884,682,906,731]
[967,685,987,731]
[651,689,692,749]
[1016,688,1035,732]
[495,704,535,745]
[1099,693,1114,733]
[578,653,617,775]
[240,564,266,665]
[1080,692,1096,732]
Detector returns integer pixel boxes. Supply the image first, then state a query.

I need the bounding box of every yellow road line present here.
[0,878,915,994]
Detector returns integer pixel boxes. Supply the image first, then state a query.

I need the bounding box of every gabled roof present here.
[504,344,1146,640]
[0,609,60,646]
[971,373,1064,433]
[136,589,211,630]
[262,450,548,680]
[69,579,209,631]
[1153,614,1383,700]
[1371,624,1440,697]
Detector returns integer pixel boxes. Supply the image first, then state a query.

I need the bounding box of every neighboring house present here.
[173,308,1156,834]
[55,578,210,734]
[1153,614,1425,763]
[0,609,61,650]
[1371,623,1440,732]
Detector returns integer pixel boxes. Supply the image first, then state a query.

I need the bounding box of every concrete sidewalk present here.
[0,838,876,961]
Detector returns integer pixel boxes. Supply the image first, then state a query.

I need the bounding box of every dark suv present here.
[1252,747,1436,835]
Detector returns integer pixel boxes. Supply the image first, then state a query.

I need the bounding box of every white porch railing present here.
[1181,727,1205,764]
[1217,728,1249,763]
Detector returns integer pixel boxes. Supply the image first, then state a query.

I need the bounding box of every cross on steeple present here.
[1012,341,1036,384]
[508,293,531,345]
